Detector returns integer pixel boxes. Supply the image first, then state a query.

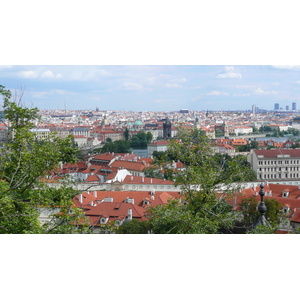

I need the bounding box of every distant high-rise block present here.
[274,103,279,110]
[180,109,189,113]
[286,105,290,111]
[292,102,297,110]
[252,105,256,114]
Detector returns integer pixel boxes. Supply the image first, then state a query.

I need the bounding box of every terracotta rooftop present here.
[253,149,300,158]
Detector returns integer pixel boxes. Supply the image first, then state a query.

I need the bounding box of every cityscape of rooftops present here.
[1,65,300,112]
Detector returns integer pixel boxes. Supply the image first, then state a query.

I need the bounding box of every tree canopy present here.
[0,85,90,233]
[146,128,256,234]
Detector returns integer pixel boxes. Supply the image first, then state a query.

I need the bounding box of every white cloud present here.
[41,71,63,79]
[217,66,242,79]
[253,87,277,95]
[18,70,39,78]
[67,68,111,81]
[207,91,229,96]
[225,66,235,72]
[18,69,63,80]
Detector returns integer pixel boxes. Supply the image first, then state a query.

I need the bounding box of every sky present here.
[2,65,300,112]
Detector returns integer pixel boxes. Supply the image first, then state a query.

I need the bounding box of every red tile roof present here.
[85,174,100,182]
[110,160,149,171]
[253,149,300,158]
[290,208,300,223]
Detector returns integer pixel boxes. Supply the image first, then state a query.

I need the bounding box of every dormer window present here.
[283,206,290,214]
[100,217,109,224]
[282,190,289,198]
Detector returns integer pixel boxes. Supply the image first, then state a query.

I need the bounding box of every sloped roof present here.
[85,174,100,182]
[110,160,149,171]
[290,208,300,223]
[253,149,300,158]
[122,175,174,185]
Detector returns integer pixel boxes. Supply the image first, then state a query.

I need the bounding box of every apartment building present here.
[248,149,300,180]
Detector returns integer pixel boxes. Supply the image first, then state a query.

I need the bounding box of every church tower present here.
[163,117,172,139]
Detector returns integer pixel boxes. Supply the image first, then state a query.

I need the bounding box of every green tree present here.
[143,166,164,179]
[130,131,149,148]
[124,127,130,141]
[0,85,90,233]
[147,128,253,234]
[240,197,282,230]
[101,140,131,153]
[146,131,153,143]
[116,219,150,234]
[215,129,224,137]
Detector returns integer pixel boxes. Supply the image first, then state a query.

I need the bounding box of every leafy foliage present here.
[0,85,89,233]
[147,128,255,233]
[101,140,131,153]
[130,131,153,148]
[240,197,282,229]
[116,219,150,234]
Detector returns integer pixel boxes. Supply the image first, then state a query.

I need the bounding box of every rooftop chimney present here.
[127,208,132,221]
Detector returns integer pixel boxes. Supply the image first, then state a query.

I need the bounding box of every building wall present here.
[248,150,300,180]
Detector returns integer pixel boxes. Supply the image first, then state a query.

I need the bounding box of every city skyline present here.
[1,65,300,112]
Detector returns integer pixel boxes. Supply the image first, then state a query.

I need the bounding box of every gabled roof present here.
[85,174,100,182]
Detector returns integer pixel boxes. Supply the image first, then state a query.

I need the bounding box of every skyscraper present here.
[252,105,256,114]
[292,102,297,110]
[274,103,279,110]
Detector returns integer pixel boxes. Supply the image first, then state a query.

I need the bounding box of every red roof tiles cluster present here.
[73,190,181,227]
[253,149,300,158]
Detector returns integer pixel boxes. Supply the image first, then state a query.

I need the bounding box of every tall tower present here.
[292,102,297,110]
[274,103,279,110]
[252,105,256,114]
[163,117,172,139]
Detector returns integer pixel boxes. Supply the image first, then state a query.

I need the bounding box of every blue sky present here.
[1,65,300,111]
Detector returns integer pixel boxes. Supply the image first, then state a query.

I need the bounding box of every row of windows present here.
[259,173,299,179]
[124,185,173,190]
[258,160,300,165]
[259,167,300,172]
